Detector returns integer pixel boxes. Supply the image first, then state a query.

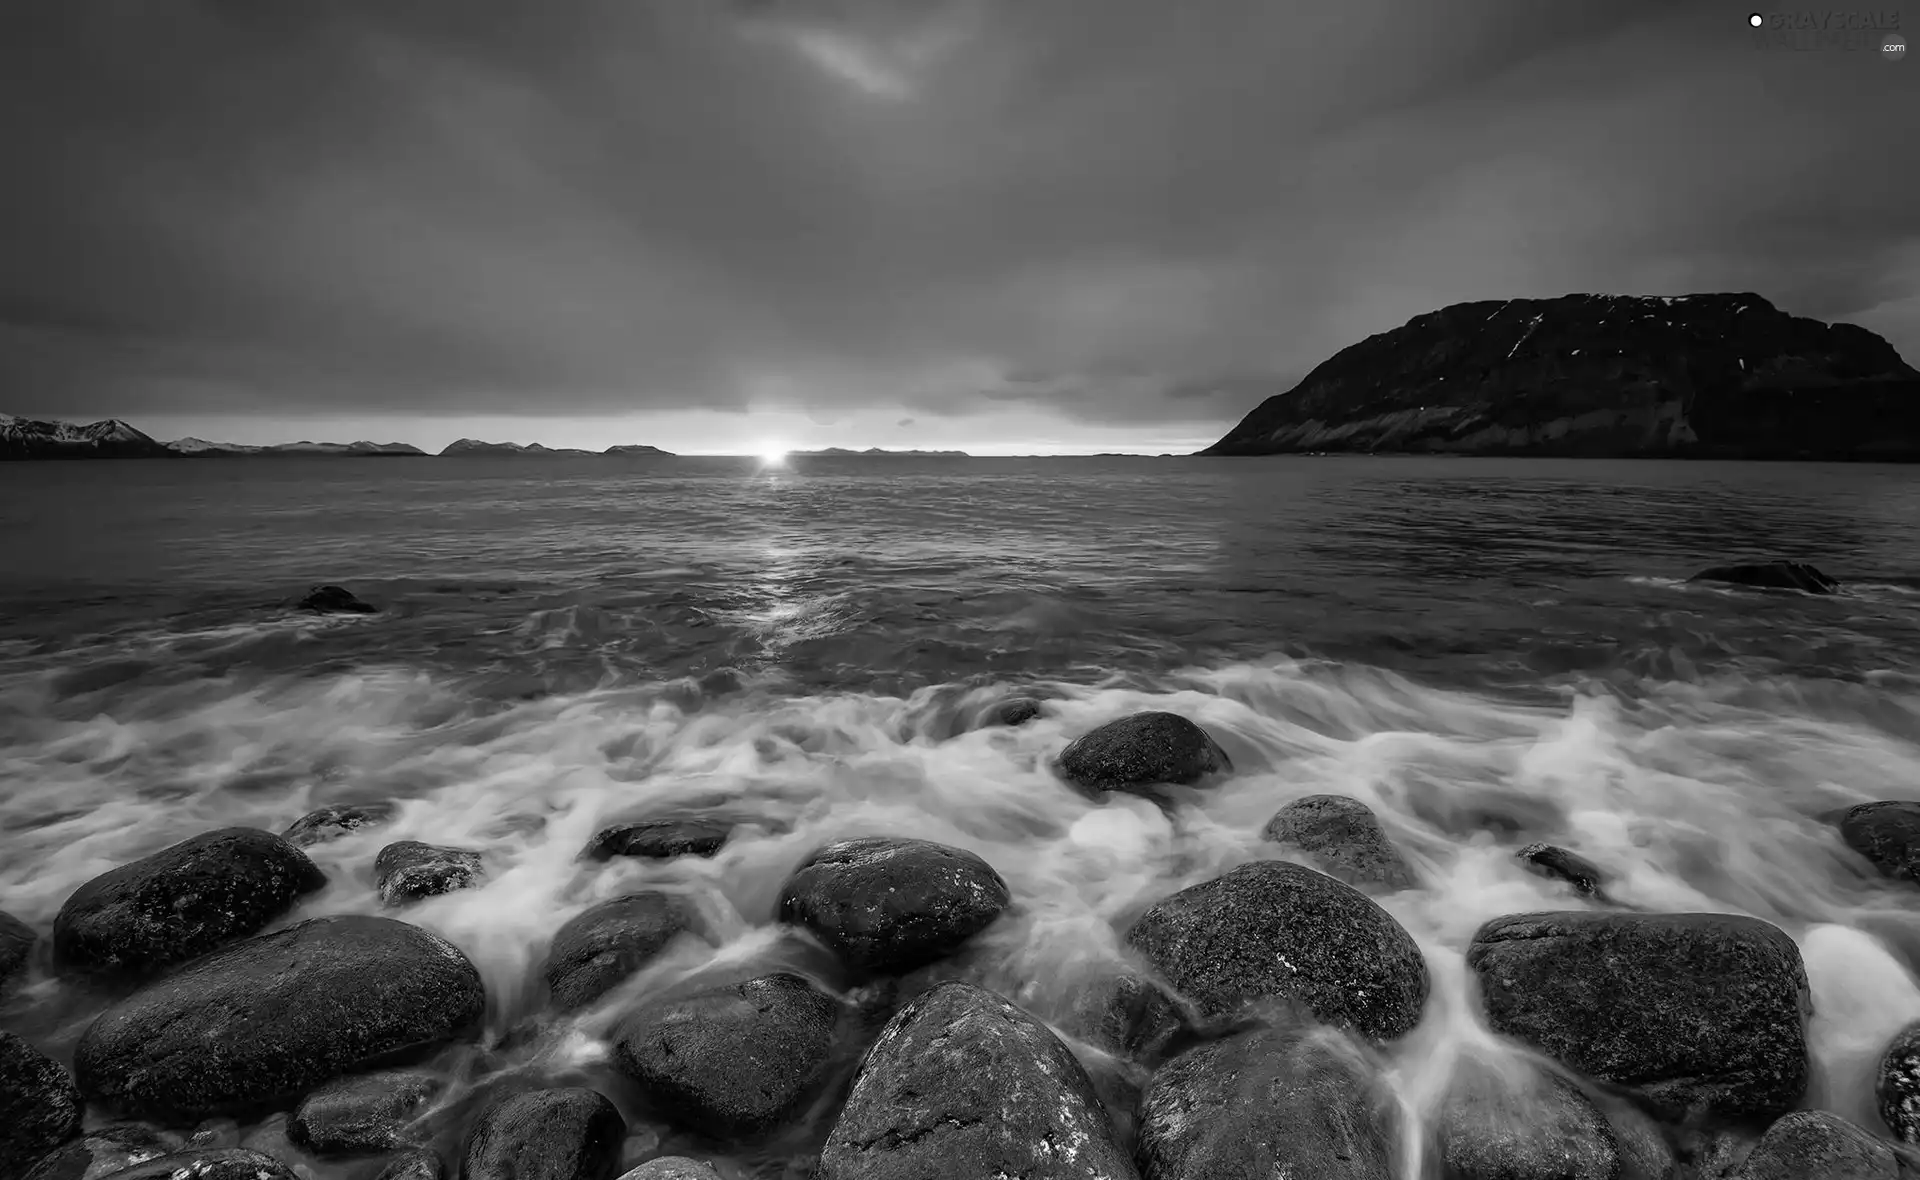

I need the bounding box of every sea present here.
[6,453,1920,1175]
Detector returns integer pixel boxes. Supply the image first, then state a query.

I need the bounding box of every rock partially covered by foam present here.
[374,841,484,905]
[94,1148,301,1180]
[1877,1019,1920,1143]
[283,802,397,847]
[1838,801,1920,885]
[1432,1058,1621,1180]
[53,827,326,978]
[1262,795,1417,891]
[779,836,1010,974]
[1517,843,1611,900]
[1733,1110,1897,1179]
[75,915,485,1122]
[581,818,732,862]
[0,1032,83,1178]
[290,1070,443,1156]
[1126,860,1429,1040]
[1688,561,1839,594]
[1055,711,1232,797]
[1467,911,1809,1122]
[543,892,704,1011]
[817,981,1136,1180]
[460,1089,626,1180]
[0,909,34,989]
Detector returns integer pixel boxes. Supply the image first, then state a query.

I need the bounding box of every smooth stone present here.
[581,819,732,862]
[1137,1024,1397,1180]
[0,908,33,989]
[289,1069,442,1155]
[1466,911,1809,1122]
[1054,711,1232,796]
[52,827,326,978]
[1517,843,1610,899]
[544,892,703,1011]
[0,1031,84,1179]
[300,584,378,613]
[817,980,1136,1180]
[20,1123,182,1180]
[611,972,841,1141]
[1125,860,1430,1040]
[618,1160,722,1180]
[1433,1059,1621,1180]
[374,841,484,905]
[461,1088,626,1180]
[1732,1110,1897,1179]
[1688,561,1839,594]
[92,1148,300,1180]
[283,802,398,847]
[75,914,486,1123]
[1839,801,1920,884]
[1262,795,1417,890]
[376,1149,446,1180]
[777,836,1010,975]
[1877,1018,1920,1143]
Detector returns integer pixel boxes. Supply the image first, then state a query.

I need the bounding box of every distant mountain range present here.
[0,416,678,460]
[789,447,971,457]
[168,437,427,457]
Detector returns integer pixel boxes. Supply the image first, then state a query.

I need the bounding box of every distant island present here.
[169,438,426,457]
[0,416,677,460]
[788,447,971,457]
[1201,292,1920,460]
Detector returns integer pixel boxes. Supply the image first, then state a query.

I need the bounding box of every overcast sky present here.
[3,1,1915,454]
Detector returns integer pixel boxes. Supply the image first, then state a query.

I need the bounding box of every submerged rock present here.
[1262,795,1417,890]
[1688,561,1839,594]
[283,802,398,847]
[1838,801,1920,884]
[377,1150,445,1180]
[778,836,1010,974]
[461,1088,626,1180]
[300,584,378,613]
[544,892,704,1011]
[978,696,1042,728]
[101,1148,300,1180]
[374,840,484,905]
[618,1159,722,1180]
[1055,711,1232,796]
[0,908,33,988]
[0,1031,83,1179]
[21,1123,182,1180]
[817,980,1136,1180]
[1137,1024,1397,1180]
[581,819,732,862]
[75,914,486,1123]
[1433,1059,1621,1180]
[1063,968,1194,1063]
[612,971,842,1140]
[1466,911,1809,1122]
[1125,860,1429,1040]
[1877,1019,1920,1143]
[1517,843,1611,899]
[1732,1110,1896,1179]
[289,1069,443,1155]
[52,827,327,977]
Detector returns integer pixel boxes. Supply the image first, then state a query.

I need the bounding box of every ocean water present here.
[6,453,1920,1174]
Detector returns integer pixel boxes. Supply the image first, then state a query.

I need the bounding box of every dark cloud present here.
[2,0,1915,430]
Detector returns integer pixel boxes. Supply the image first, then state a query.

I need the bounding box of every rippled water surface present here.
[6,454,1920,1176]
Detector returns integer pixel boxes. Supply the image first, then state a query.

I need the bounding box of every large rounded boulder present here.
[1262,795,1417,891]
[52,827,326,977]
[461,1088,626,1180]
[0,1031,83,1178]
[611,972,842,1140]
[1733,1110,1897,1180]
[1055,711,1231,797]
[75,914,486,1123]
[545,893,704,1011]
[817,980,1136,1180]
[1838,801,1920,884]
[1137,1024,1398,1180]
[1125,860,1429,1040]
[1465,911,1809,1122]
[778,837,1010,975]
[374,841,484,906]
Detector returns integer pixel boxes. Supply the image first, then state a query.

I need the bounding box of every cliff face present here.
[1201,293,1920,459]
[0,415,175,459]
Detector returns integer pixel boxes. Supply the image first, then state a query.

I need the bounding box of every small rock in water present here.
[1064,967,1194,1063]
[1466,911,1809,1122]
[187,1119,242,1149]
[283,802,398,847]
[0,1031,83,1178]
[978,695,1042,728]
[1517,842,1611,899]
[289,1069,443,1155]
[1136,1023,1397,1180]
[374,840,485,905]
[618,1159,723,1180]
[1054,710,1232,796]
[52,826,327,978]
[75,914,486,1123]
[0,908,34,989]
[1687,561,1839,594]
[611,972,842,1141]
[817,981,1135,1180]
[777,836,1010,974]
[461,1088,626,1180]
[1433,1058,1621,1180]
[1732,1110,1897,1179]
[21,1122,182,1180]
[1838,801,1920,884]
[1125,860,1430,1040]
[376,1149,446,1180]
[1262,794,1418,891]
[1877,1019,1920,1143]
[87,1148,300,1180]
[581,819,732,862]
[544,892,704,1011]
[299,584,378,613]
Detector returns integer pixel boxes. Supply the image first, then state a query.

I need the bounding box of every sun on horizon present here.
[757,442,788,465]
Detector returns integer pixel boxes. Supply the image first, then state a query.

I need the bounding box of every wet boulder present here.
[1137,1024,1397,1180]
[817,980,1136,1180]
[461,1088,626,1180]
[1838,801,1920,884]
[1517,843,1611,900]
[283,802,398,847]
[1125,860,1429,1041]
[374,841,484,905]
[1,1031,83,1178]
[21,1123,182,1180]
[1877,1018,1920,1143]
[289,1069,443,1155]
[1732,1110,1896,1179]
[619,1159,722,1180]
[0,908,33,989]
[377,1150,446,1180]
[1055,711,1232,796]
[1063,967,1194,1063]
[1262,795,1417,891]
[544,892,704,1011]
[300,584,378,613]
[612,971,842,1140]
[1466,911,1809,1122]
[96,1148,301,1180]
[75,914,486,1123]
[52,827,327,978]
[1688,561,1839,594]
[581,819,732,862]
[777,836,1010,975]
[1433,1058,1621,1180]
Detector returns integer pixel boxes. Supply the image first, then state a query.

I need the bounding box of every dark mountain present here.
[0,414,176,459]
[438,439,598,457]
[603,444,674,456]
[1200,293,1920,459]
[166,438,427,456]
